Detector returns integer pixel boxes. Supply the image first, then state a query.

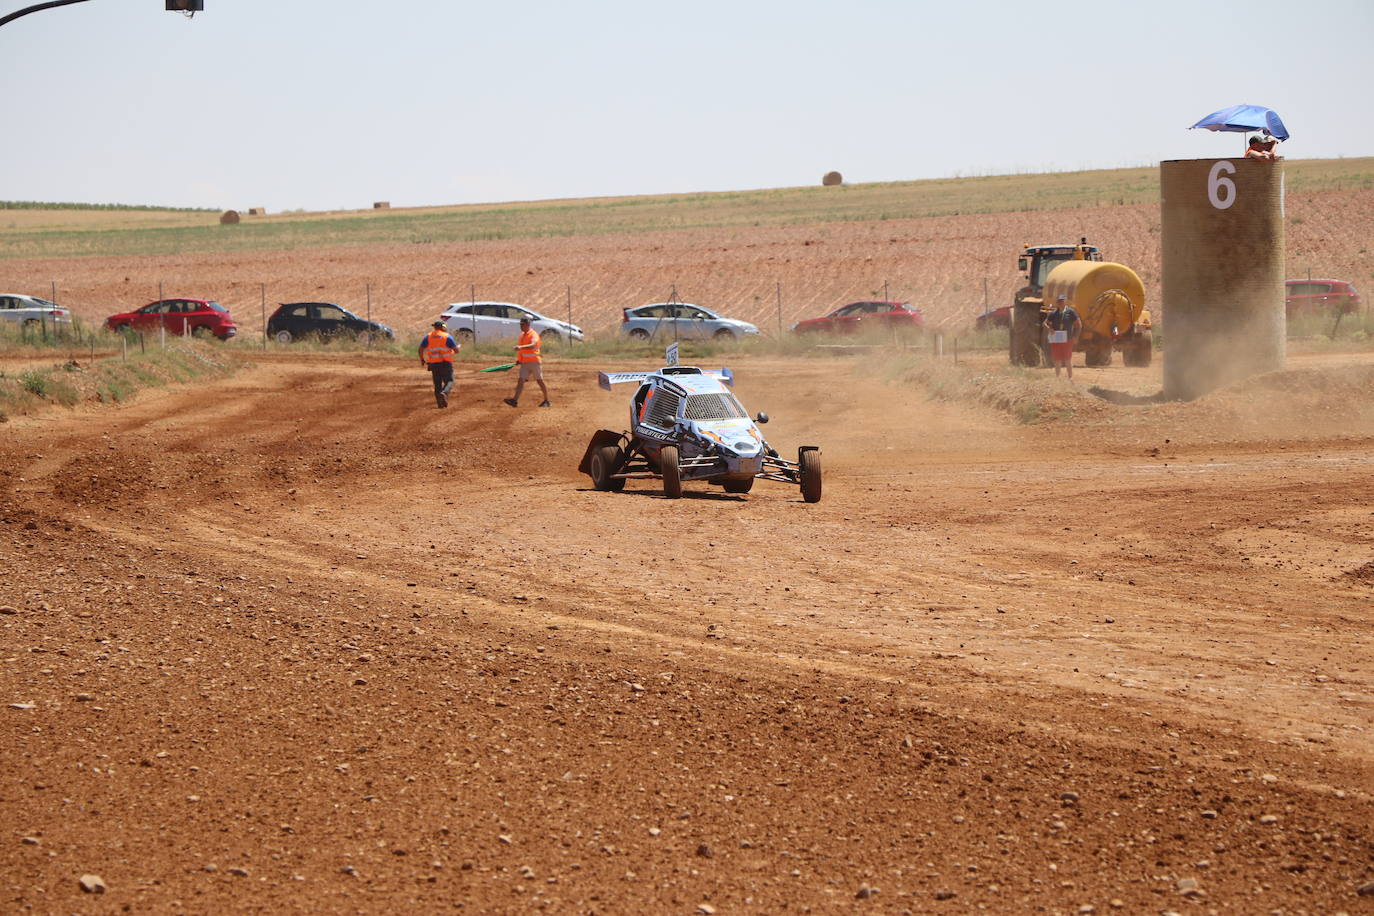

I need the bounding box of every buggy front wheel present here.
[659,445,682,499]
[589,445,626,492]
[799,448,822,503]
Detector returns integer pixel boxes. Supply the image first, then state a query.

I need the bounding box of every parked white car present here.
[440,301,583,344]
[619,302,760,341]
[0,293,72,330]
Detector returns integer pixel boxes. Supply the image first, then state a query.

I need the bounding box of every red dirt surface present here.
[3,188,1371,338]
[2,349,1372,913]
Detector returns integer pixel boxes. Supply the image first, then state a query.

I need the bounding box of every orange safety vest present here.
[515,328,541,363]
[423,329,456,364]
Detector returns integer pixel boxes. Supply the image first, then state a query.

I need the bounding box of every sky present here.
[3,0,1372,212]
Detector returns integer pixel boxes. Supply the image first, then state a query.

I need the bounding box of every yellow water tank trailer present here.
[1042,260,1153,366]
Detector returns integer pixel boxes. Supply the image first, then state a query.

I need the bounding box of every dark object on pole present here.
[821,171,842,187]
[166,1,203,12]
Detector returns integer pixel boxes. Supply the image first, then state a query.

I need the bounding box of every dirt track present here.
[2,350,1372,913]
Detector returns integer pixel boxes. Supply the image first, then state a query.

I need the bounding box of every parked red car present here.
[973,305,1011,330]
[791,300,925,335]
[1285,279,1361,318]
[105,298,237,340]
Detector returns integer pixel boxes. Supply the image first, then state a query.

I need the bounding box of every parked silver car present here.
[440,301,583,343]
[0,293,72,330]
[619,303,760,341]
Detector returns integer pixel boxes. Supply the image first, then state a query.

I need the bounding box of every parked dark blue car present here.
[266,302,393,344]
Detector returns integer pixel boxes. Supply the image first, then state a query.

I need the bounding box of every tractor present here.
[1009,239,1153,368]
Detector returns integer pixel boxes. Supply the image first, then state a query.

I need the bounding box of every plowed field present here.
[3,348,1372,913]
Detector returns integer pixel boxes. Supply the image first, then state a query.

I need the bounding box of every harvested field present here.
[2,162,1372,340]
[1,346,1372,912]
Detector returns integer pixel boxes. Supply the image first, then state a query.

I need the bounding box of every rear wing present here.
[598,371,650,391]
[598,367,734,391]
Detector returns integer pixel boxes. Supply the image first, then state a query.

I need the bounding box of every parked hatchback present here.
[619,302,759,341]
[791,300,925,335]
[1285,279,1361,318]
[266,302,394,344]
[105,298,237,340]
[0,293,72,330]
[440,301,583,343]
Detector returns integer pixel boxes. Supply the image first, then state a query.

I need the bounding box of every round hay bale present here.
[219,210,240,225]
[821,171,843,187]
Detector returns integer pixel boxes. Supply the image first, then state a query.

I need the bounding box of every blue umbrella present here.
[1190,104,1289,141]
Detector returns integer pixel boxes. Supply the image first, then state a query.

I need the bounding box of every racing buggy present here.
[577,365,822,502]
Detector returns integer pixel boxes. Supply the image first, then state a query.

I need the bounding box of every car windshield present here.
[206,301,228,313]
[683,392,748,421]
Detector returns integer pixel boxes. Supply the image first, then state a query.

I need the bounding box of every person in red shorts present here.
[1043,294,1082,380]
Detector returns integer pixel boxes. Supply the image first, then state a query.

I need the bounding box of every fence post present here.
[567,286,573,351]
[776,281,782,337]
[366,284,372,351]
[262,283,268,351]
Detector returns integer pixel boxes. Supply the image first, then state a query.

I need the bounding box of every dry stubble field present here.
[2,173,1373,914]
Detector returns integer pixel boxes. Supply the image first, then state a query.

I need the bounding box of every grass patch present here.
[0,342,237,419]
[0,316,102,351]
[868,351,1092,425]
[1287,311,1374,348]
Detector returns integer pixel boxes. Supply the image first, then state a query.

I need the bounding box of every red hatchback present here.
[791,300,925,335]
[106,298,237,340]
[1285,279,1361,318]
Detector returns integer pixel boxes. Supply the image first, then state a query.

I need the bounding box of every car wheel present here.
[355,331,373,346]
[659,445,682,499]
[22,318,40,330]
[274,330,293,344]
[455,328,475,344]
[799,448,822,503]
[628,328,650,341]
[542,330,561,345]
[114,323,131,335]
[722,477,754,494]
[192,325,213,339]
[589,445,626,492]
[713,328,736,341]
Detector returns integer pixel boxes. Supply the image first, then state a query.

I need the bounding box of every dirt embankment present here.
[1,350,1371,913]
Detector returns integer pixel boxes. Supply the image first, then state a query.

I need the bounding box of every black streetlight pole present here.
[0,0,95,30]
[2,1,200,29]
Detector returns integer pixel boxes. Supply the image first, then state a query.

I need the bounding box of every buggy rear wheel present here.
[589,445,626,492]
[799,448,822,503]
[659,445,682,499]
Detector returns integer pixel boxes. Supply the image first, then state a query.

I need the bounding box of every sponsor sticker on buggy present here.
[599,371,650,390]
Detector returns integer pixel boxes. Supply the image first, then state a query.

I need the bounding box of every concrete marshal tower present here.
[1160,158,1285,400]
